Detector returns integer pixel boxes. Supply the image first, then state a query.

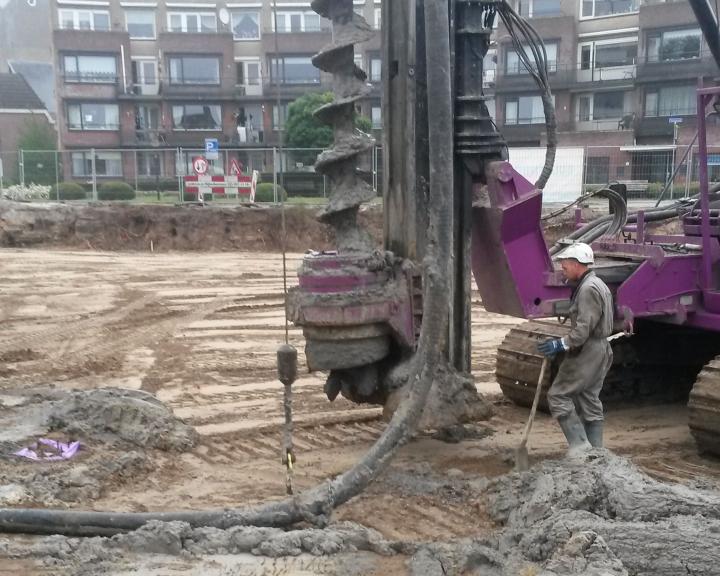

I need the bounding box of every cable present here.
[497,2,556,190]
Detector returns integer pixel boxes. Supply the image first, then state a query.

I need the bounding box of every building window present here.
[167,12,217,33]
[370,58,381,82]
[644,85,697,117]
[71,151,122,177]
[505,42,557,74]
[371,106,382,128]
[647,28,702,62]
[236,59,261,85]
[63,54,116,83]
[269,56,320,84]
[273,104,288,130]
[586,157,610,184]
[272,11,321,32]
[354,52,363,70]
[131,59,158,94]
[67,103,119,130]
[581,0,637,19]
[136,152,163,177]
[516,0,561,18]
[231,10,260,40]
[135,104,160,131]
[504,95,548,125]
[125,10,156,39]
[172,104,222,130]
[580,39,637,70]
[168,56,220,85]
[576,91,626,121]
[58,9,110,31]
[374,8,381,29]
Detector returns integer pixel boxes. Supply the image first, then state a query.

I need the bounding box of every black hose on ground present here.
[0,0,455,538]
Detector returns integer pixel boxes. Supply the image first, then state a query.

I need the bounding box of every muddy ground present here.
[0,203,717,574]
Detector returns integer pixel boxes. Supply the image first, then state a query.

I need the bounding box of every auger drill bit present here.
[311,0,376,254]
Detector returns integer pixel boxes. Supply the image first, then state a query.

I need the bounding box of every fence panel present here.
[7,144,712,205]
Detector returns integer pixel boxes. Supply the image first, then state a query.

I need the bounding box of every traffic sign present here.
[229,158,243,176]
[205,138,219,160]
[192,156,209,175]
[668,117,684,124]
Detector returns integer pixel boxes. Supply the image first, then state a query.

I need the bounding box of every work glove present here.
[537,338,566,357]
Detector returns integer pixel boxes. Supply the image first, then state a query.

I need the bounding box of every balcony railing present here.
[497,61,637,86]
[63,72,118,84]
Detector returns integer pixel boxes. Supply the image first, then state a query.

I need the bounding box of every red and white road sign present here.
[229,158,243,176]
[184,173,258,199]
[192,156,209,175]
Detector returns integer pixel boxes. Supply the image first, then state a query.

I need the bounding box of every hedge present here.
[254,183,287,203]
[51,182,87,200]
[98,181,136,201]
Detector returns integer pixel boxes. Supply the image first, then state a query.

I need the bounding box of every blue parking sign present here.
[205,138,219,160]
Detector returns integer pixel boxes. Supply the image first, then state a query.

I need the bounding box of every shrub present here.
[51,182,87,201]
[254,183,287,203]
[98,181,136,201]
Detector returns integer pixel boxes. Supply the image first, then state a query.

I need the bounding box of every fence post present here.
[273,146,278,204]
[19,149,25,187]
[91,148,97,201]
[133,150,138,194]
[686,147,694,198]
[54,151,59,201]
[177,147,184,203]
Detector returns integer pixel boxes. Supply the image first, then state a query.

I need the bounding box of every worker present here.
[537,242,613,453]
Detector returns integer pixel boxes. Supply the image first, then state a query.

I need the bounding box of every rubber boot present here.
[557,411,592,455]
[584,420,603,448]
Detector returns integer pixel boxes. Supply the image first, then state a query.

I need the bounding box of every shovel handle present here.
[519,358,549,445]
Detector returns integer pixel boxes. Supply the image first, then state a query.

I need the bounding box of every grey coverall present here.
[547,270,614,422]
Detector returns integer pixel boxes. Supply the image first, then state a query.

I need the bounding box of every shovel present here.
[514,357,549,472]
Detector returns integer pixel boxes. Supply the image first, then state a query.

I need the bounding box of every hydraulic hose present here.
[0,0,455,538]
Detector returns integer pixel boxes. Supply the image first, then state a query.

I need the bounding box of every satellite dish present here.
[219,8,230,25]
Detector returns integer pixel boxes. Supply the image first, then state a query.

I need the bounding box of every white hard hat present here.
[556,242,594,264]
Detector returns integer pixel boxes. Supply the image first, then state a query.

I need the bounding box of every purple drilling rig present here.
[290,0,720,456]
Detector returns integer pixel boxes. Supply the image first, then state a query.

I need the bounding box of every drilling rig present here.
[289,0,720,456]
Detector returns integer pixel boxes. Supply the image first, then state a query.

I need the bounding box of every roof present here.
[0,73,47,110]
[8,61,56,114]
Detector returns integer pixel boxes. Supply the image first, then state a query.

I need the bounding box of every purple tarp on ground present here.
[14,438,81,461]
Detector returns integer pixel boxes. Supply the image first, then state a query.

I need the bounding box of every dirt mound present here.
[0,200,383,252]
[0,388,196,506]
[49,388,198,451]
[398,450,720,575]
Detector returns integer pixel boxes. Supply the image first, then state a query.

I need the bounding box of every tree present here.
[285,92,374,150]
[17,119,59,185]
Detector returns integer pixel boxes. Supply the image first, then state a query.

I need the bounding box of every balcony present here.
[263,78,327,98]
[261,29,331,53]
[636,52,717,83]
[54,29,130,52]
[636,115,695,138]
[575,116,636,132]
[158,29,232,52]
[496,62,636,92]
[59,74,120,99]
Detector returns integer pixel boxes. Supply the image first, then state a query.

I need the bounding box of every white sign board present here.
[508,147,585,203]
[0,158,3,179]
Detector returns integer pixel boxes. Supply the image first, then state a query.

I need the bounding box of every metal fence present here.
[0,144,714,204]
[0,146,383,204]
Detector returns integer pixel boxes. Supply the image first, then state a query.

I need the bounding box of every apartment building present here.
[494,0,719,185]
[51,0,382,182]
